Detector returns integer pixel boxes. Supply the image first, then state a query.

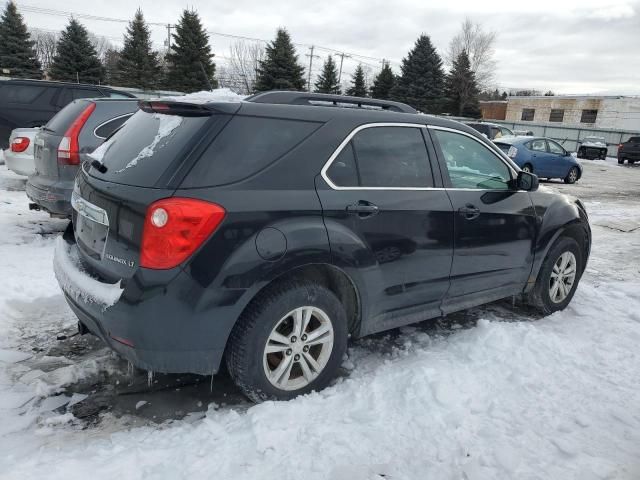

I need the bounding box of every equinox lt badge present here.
[105,253,135,268]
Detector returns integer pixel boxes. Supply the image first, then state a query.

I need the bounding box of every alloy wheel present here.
[549,251,577,303]
[263,306,334,391]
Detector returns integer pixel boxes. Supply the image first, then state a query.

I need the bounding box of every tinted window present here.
[93,110,209,187]
[45,100,93,134]
[72,88,102,100]
[433,129,511,190]
[527,139,547,152]
[94,114,133,139]
[183,116,320,187]
[0,85,48,104]
[326,143,359,187]
[547,140,565,154]
[351,126,432,188]
[106,91,133,99]
[521,109,535,121]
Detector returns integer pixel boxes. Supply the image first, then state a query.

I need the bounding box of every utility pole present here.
[165,24,174,51]
[305,46,319,92]
[335,52,352,86]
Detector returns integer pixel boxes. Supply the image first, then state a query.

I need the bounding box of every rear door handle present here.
[458,204,480,220]
[346,201,379,218]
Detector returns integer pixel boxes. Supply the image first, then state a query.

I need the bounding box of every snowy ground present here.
[0,158,639,479]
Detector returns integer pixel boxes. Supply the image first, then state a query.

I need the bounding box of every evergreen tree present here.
[116,9,160,90]
[370,62,395,100]
[501,91,508,100]
[49,19,103,83]
[346,64,367,97]
[0,1,42,78]
[443,51,480,117]
[103,48,121,85]
[165,9,217,93]
[254,28,305,92]
[314,55,340,94]
[391,34,445,113]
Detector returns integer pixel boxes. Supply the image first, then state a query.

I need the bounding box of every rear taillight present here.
[140,198,226,269]
[618,143,623,151]
[58,102,96,165]
[10,137,30,153]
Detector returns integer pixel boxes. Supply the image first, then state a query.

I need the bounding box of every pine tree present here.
[103,48,121,85]
[49,19,103,83]
[254,28,305,92]
[391,34,445,113]
[443,51,480,117]
[0,2,42,78]
[165,9,217,93]
[314,55,340,94]
[370,63,395,100]
[115,9,160,90]
[346,64,367,97]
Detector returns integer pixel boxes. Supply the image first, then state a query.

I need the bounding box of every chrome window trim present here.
[93,113,134,139]
[320,122,437,191]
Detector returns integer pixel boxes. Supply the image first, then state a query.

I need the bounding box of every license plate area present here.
[72,191,109,260]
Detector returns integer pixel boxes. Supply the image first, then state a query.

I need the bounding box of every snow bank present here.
[52,237,123,309]
[163,87,245,104]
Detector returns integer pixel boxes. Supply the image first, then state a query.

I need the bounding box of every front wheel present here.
[522,164,533,173]
[526,237,583,315]
[226,281,348,402]
[564,167,579,184]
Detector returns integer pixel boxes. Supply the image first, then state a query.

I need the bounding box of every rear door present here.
[429,126,537,313]
[316,123,454,335]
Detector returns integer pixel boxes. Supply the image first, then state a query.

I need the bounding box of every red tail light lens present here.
[10,137,30,153]
[140,198,226,269]
[58,102,96,165]
[618,143,623,150]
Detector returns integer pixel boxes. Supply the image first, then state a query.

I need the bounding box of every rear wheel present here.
[577,148,584,158]
[526,237,583,315]
[522,164,533,173]
[564,167,579,184]
[618,157,625,164]
[226,281,348,402]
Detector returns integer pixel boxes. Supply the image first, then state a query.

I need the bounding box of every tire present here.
[526,236,583,315]
[577,148,584,159]
[564,167,579,184]
[522,164,533,173]
[226,281,348,402]
[618,157,625,165]
[630,160,636,165]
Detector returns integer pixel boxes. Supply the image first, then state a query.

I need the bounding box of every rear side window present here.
[71,88,102,100]
[105,91,133,99]
[183,116,320,187]
[92,110,209,187]
[326,144,359,187]
[94,114,133,139]
[0,85,48,104]
[45,100,93,134]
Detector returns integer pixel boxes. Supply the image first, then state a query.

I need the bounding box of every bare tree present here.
[88,33,113,63]
[446,18,496,91]
[226,40,265,94]
[30,29,58,72]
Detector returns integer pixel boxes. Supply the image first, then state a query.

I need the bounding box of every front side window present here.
[547,140,565,155]
[433,129,511,190]
[521,109,535,121]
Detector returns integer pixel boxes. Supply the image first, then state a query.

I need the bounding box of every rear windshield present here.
[90,110,209,187]
[45,100,92,134]
[182,115,321,187]
[494,142,511,154]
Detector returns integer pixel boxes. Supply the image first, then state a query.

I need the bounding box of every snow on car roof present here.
[162,88,246,105]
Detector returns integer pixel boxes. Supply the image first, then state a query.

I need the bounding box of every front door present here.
[429,127,538,313]
[546,139,569,177]
[316,124,454,335]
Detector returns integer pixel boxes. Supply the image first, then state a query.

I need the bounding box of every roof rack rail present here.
[245,91,417,114]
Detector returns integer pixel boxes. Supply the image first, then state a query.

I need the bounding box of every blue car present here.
[494,137,583,184]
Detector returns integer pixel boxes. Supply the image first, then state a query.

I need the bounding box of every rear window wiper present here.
[40,126,54,133]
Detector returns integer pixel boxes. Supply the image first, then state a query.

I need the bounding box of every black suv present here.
[54,91,591,402]
[0,79,135,149]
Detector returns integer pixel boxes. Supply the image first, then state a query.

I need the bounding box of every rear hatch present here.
[33,100,93,181]
[73,101,238,281]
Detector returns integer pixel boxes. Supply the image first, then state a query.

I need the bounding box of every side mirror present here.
[517,171,539,191]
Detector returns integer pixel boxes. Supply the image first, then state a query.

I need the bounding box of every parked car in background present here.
[5,127,38,176]
[617,136,640,165]
[513,129,534,136]
[27,98,139,217]
[465,122,514,140]
[54,91,591,403]
[494,136,583,183]
[0,79,136,150]
[577,136,608,160]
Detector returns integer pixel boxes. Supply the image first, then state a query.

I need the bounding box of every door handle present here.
[346,201,379,218]
[458,204,480,220]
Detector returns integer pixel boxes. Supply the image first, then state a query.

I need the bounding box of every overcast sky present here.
[12,0,640,94]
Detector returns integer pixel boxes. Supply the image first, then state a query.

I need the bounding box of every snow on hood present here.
[116,113,183,172]
[163,88,246,104]
[53,237,123,309]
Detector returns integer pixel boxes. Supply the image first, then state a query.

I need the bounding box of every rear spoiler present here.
[138,101,240,116]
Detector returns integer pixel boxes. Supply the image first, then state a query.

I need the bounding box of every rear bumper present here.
[54,234,240,375]
[26,176,73,216]
[5,152,35,176]
[618,151,640,160]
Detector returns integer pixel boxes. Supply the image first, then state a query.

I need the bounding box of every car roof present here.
[493,136,545,145]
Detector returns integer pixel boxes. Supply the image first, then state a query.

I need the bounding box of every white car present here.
[5,127,38,176]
